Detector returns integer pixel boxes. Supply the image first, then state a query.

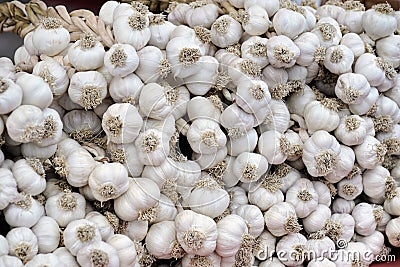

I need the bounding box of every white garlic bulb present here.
[45,191,86,227]
[362,3,397,40]
[24,253,65,267]
[102,103,143,144]
[210,15,243,48]
[184,56,219,95]
[354,53,396,88]
[114,177,160,222]
[62,110,102,141]
[267,35,300,68]
[258,99,290,133]
[273,4,306,39]
[0,168,20,209]
[135,46,171,83]
[386,217,400,247]
[4,193,44,228]
[312,17,342,47]
[6,227,38,264]
[233,204,264,238]
[264,202,302,237]
[303,204,331,234]
[109,73,143,104]
[68,71,108,110]
[241,36,269,68]
[258,130,289,165]
[0,78,23,115]
[88,162,129,202]
[53,247,79,267]
[216,214,249,257]
[247,177,284,212]
[302,130,341,177]
[340,32,366,58]
[16,72,53,109]
[145,221,183,259]
[276,233,308,265]
[12,158,46,196]
[107,234,138,266]
[286,178,319,218]
[67,33,105,71]
[242,5,271,36]
[113,8,151,50]
[354,135,387,170]
[304,99,340,133]
[232,152,268,183]
[185,176,229,218]
[85,211,114,241]
[185,1,219,28]
[31,216,60,253]
[104,43,139,77]
[32,17,70,56]
[175,210,217,256]
[135,128,170,166]
[236,79,271,114]
[328,213,355,242]
[0,255,23,267]
[352,203,382,236]
[76,240,119,267]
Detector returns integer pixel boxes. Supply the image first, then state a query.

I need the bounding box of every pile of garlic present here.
[1,0,400,266]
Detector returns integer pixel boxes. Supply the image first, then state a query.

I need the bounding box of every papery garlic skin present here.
[267,35,300,68]
[175,210,217,256]
[0,78,23,115]
[63,219,102,256]
[0,255,23,267]
[233,204,264,238]
[102,103,143,144]
[0,168,20,210]
[85,211,114,241]
[6,227,38,264]
[16,72,53,109]
[76,240,120,267]
[264,202,302,237]
[12,158,46,196]
[258,130,289,165]
[303,204,331,234]
[135,46,170,83]
[68,71,108,110]
[354,135,387,170]
[107,234,138,266]
[67,34,105,71]
[340,32,366,58]
[233,152,268,183]
[273,6,306,39]
[145,221,181,259]
[104,43,139,77]
[32,17,70,56]
[304,99,340,133]
[31,216,60,253]
[386,217,400,247]
[24,253,66,267]
[4,193,44,228]
[216,214,248,257]
[286,178,319,218]
[185,2,219,28]
[45,191,86,227]
[362,3,397,41]
[53,247,79,267]
[210,15,243,48]
[276,233,307,266]
[135,128,170,166]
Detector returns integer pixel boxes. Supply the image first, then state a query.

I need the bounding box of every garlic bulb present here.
[286,178,319,218]
[384,187,400,216]
[294,32,320,67]
[355,230,385,256]
[227,128,258,157]
[76,240,119,267]
[16,72,53,109]
[114,178,160,222]
[32,17,70,56]
[323,44,354,74]
[139,82,179,120]
[31,216,60,253]
[340,32,365,58]
[362,3,397,40]
[211,15,243,47]
[352,203,383,236]
[241,36,269,68]
[327,213,355,242]
[337,1,365,33]
[38,107,64,147]
[63,219,102,256]
[267,35,300,68]
[88,162,129,202]
[303,204,331,234]
[67,33,105,71]
[185,1,219,28]
[0,57,16,80]
[302,130,341,177]
[53,247,79,267]
[312,17,342,47]
[264,202,302,237]
[187,96,222,121]
[316,2,344,20]
[184,55,219,95]
[376,35,400,68]
[334,115,368,146]
[12,158,46,196]
[107,234,138,266]
[258,130,291,165]
[258,99,290,133]
[168,3,190,25]
[68,71,108,110]
[349,87,379,116]
[148,14,176,49]
[241,5,270,36]
[104,43,139,77]
[276,233,308,265]
[85,211,115,241]
[99,1,119,25]
[337,166,363,200]
[113,8,151,50]
[187,118,226,155]
[0,78,23,115]
[6,227,38,264]
[54,148,97,187]
[175,210,217,256]
[273,4,306,39]
[334,241,374,266]
[135,128,170,166]
[185,176,229,218]
[24,253,65,267]
[0,255,23,267]
[215,214,249,257]
[135,46,171,83]
[233,149,269,183]
[145,221,183,259]
[220,103,255,134]
[166,36,205,78]
[45,191,86,227]
[102,103,143,144]
[247,176,284,212]
[332,198,355,214]
[236,79,271,114]
[354,135,387,170]
[0,168,20,209]
[62,110,102,141]
[259,257,285,267]
[4,193,44,228]
[304,99,340,133]
[386,217,400,247]
[233,204,264,238]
